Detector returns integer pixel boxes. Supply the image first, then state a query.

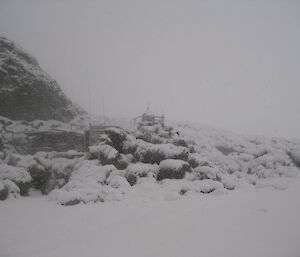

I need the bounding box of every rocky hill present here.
[0,36,86,121]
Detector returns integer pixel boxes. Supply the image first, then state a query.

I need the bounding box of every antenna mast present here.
[86,70,92,127]
[102,96,105,124]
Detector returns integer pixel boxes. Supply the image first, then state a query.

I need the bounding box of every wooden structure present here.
[134,104,164,126]
[12,129,85,154]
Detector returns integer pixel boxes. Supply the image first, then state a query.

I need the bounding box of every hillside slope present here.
[0,36,86,121]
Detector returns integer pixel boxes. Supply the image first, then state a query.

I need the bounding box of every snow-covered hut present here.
[134,104,164,127]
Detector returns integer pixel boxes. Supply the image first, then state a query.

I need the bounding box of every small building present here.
[134,104,165,127]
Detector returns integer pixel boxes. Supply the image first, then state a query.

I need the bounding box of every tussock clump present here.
[44,157,78,193]
[28,163,50,193]
[288,149,300,167]
[122,136,140,155]
[188,153,211,168]
[193,166,219,180]
[217,173,236,190]
[157,159,191,181]
[135,124,171,144]
[135,143,189,164]
[88,144,128,170]
[15,154,79,194]
[0,179,20,199]
[125,163,159,185]
[246,151,294,178]
[0,180,9,200]
[16,155,50,193]
[136,133,164,144]
[0,164,32,195]
[88,144,120,163]
[173,139,189,148]
[104,128,127,152]
[49,163,118,205]
[216,145,237,156]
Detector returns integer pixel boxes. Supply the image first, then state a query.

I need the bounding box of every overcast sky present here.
[0,0,299,138]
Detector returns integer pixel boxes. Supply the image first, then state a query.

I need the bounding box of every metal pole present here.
[86,70,92,127]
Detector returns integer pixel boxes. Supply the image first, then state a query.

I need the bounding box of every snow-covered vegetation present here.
[1,116,299,205]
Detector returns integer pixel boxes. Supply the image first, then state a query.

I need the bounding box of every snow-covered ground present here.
[1,117,300,257]
[1,177,300,257]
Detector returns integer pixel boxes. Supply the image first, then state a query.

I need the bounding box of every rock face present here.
[0,36,85,121]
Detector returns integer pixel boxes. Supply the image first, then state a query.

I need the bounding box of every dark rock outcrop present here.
[0,36,86,121]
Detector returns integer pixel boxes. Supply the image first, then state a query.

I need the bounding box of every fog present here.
[0,0,299,138]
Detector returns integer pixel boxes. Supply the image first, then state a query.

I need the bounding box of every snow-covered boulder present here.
[157,159,191,181]
[0,164,31,195]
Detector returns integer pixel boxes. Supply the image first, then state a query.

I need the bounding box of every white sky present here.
[0,0,299,138]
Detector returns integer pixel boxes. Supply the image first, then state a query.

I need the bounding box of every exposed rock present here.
[0,36,86,121]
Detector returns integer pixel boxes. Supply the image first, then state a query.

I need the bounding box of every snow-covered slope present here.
[0,36,86,121]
